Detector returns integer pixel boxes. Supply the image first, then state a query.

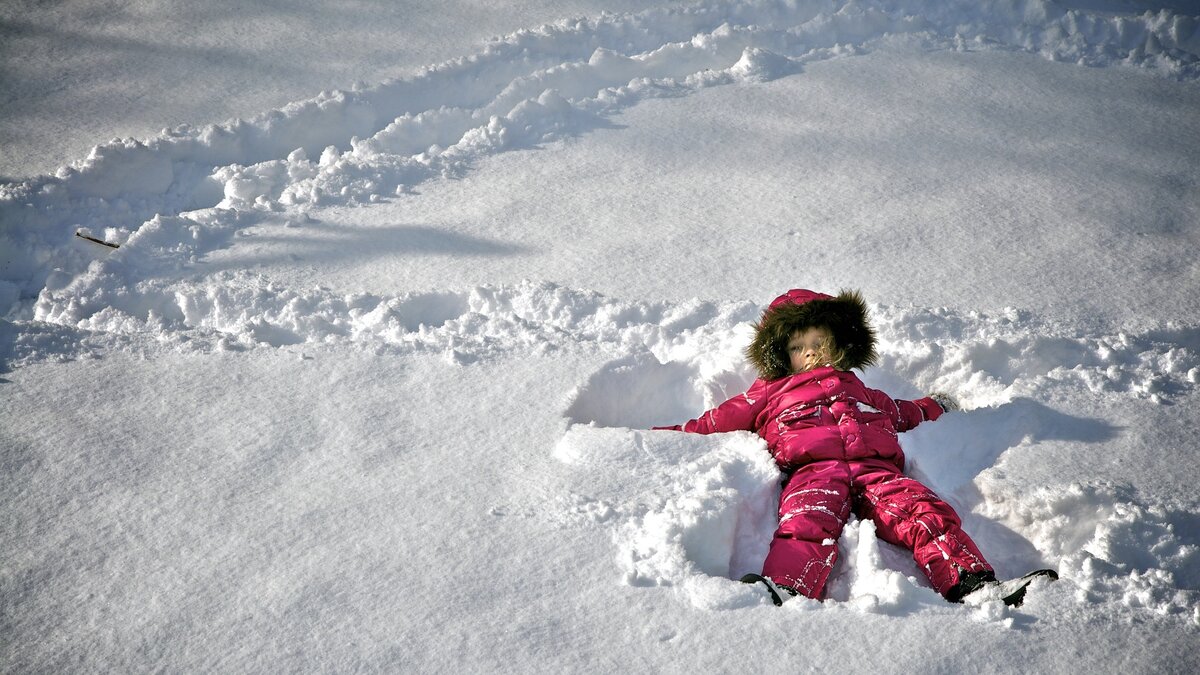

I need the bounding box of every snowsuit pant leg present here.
[761,460,852,599]
[850,460,993,597]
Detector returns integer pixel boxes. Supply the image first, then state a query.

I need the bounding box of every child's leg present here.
[761,460,852,599]
[851,461,993,598]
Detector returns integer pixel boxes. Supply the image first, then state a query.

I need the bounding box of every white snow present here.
[3,0,1200,672]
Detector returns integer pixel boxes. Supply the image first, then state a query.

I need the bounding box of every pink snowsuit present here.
[658,366,993,599]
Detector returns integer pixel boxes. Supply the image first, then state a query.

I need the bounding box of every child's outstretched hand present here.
[929,392,960,413]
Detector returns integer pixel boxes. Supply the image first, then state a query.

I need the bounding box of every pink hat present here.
[768,289,834,310]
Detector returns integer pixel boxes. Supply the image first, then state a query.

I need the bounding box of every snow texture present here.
[3,0,1200,672]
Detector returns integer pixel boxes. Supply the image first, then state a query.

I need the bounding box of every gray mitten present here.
[929,391,960,413]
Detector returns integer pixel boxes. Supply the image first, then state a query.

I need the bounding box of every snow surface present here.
[3,0,1200,672]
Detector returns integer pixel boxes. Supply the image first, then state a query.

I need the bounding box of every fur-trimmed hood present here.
[746,289,878,380]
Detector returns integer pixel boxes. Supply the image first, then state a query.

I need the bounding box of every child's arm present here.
[652,379,768,434]
[861,386,949,432]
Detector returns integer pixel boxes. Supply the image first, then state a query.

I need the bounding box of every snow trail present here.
[3,0,1199,314]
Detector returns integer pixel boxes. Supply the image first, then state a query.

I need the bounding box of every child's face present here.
[788,326,833,374]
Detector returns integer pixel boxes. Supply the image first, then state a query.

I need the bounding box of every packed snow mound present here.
[978,480,1199,618]
[555,427,781,610]
[3,0,1199,312]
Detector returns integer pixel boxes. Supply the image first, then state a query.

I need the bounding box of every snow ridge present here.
[3,0,1199,312]
[13,273,1200,409]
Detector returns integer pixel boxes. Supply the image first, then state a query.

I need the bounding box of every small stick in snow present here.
[75,230,120,249]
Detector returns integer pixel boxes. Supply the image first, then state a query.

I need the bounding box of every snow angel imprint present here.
[653,289,1056,606]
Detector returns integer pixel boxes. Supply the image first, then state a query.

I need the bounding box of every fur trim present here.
[745,289,878,380]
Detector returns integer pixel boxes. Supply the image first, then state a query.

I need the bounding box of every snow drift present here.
[4,0,1199,318]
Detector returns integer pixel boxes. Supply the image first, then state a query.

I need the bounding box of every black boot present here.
[945,570,998,603]
[740,573,799,606]
[948,569,1059,607]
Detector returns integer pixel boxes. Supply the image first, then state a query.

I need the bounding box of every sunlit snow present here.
[3,0,1199,672]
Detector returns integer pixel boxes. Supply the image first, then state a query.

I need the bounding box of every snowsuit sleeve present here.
[652,379,769,434]
[860,386,945,433]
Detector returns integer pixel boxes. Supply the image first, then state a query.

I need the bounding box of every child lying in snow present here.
[654,289,1055,606]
